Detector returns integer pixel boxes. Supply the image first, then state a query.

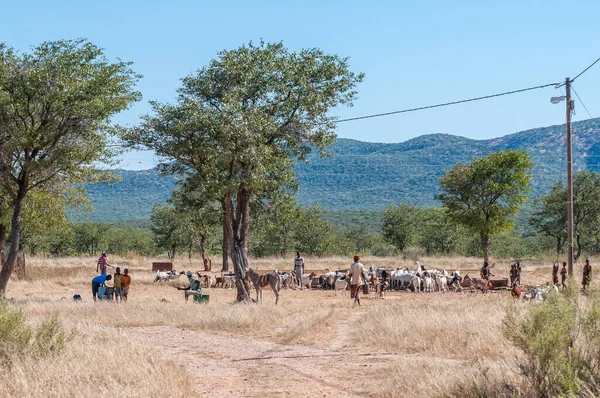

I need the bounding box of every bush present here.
[0,304,72,364]
[502,283,600,397]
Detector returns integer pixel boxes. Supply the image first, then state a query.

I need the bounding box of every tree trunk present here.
[0,184,27,300]
[200,235,211,271]
[231,187,252,302]
[557,237,562,256]
[575,233,582,261]
[221,197,231,272]
[480,231,490,264]
[0,223,6,253]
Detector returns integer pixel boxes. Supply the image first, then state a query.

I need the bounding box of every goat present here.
[423,275,434,293]
[299,272,317,289]
[246,268,281,304]
[334,276,348,295]
[154,270,182,283]
[411,275,422,293]
[375,281,389,298]
[511,283,521,299]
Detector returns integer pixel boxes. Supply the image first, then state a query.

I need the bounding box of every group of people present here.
[91,252,131,301]
[551,258,593,290]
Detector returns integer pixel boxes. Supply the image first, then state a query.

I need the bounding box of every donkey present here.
[246,268,281,304]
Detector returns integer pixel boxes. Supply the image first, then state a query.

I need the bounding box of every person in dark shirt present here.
[583,258,592,290]
[560,262,568,288]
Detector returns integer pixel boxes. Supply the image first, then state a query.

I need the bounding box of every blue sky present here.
[3,0,599,169]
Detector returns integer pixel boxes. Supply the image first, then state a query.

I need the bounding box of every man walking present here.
[583,258,592,290]
[349,255,366,307]
[294,252,304,290]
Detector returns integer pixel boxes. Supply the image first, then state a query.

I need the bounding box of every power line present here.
[572,56,600,83]
[556,56,600,88]
[571,85,593,119]
[333,82,559,123]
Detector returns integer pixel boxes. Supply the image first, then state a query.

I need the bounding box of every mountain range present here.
[85,118,600,222]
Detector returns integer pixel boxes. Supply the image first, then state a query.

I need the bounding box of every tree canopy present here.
[437,150,533,262]
[0,39,140,298]
[127,40,363,301]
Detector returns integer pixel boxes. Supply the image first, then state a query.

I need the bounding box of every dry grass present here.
[2,254,598,397]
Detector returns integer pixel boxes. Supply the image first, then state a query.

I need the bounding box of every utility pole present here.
[565,77,575,276]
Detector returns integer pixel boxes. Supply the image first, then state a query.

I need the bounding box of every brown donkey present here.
[247,268,281,304]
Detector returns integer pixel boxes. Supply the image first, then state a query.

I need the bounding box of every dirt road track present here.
[119,309,404,397]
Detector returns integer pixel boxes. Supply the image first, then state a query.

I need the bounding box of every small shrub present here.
[503,284,579,396]
[33,316,72,358]
[0,304,32,360]
[0,304,72,364]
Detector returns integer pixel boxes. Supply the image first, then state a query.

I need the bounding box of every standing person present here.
[582,258,592,290]
[552,261,559,286]
[560,262,568,288]
[515,261,522,285]
[480,261,493,289]
[96,252,113,275]
[349,255,366,307]
[509,263,519,285]
[92,274,112,302]
[294,252,305,290]
[120,269,131,301]
[113,267,122,302]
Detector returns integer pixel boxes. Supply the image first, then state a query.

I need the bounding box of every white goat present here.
[154,270,181,282]
[411,275,421,293]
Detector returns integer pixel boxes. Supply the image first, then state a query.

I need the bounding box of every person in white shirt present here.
[349,255,366,306]
[294,252,305,289]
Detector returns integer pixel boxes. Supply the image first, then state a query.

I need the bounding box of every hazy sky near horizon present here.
[3,0,600,169]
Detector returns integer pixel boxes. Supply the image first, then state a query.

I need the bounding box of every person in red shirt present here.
[96,252,113,275]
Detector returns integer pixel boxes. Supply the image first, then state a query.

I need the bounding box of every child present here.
[560,262,568,288]
[120,269,131,301]
[113,267,122,302]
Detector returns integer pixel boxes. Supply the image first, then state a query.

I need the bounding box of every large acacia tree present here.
[0,40,140,298]
[436,150,533,263]
[127,41,363,301]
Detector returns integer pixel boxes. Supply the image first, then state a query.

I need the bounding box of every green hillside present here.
[85,118,600,222]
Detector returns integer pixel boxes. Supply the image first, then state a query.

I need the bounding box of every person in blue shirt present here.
[92,274,112,301]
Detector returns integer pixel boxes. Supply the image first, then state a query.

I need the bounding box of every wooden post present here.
[566,77,574,277]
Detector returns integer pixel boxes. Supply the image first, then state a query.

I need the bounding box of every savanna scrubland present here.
[2,254,598,397]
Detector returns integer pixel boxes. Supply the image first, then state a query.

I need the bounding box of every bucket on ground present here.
[194,294,209,303]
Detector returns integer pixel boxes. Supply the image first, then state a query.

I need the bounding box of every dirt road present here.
[120,311,396,397]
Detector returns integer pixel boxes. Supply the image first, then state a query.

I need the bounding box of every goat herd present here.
[153,262,559,304]
[151,262,495,303]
